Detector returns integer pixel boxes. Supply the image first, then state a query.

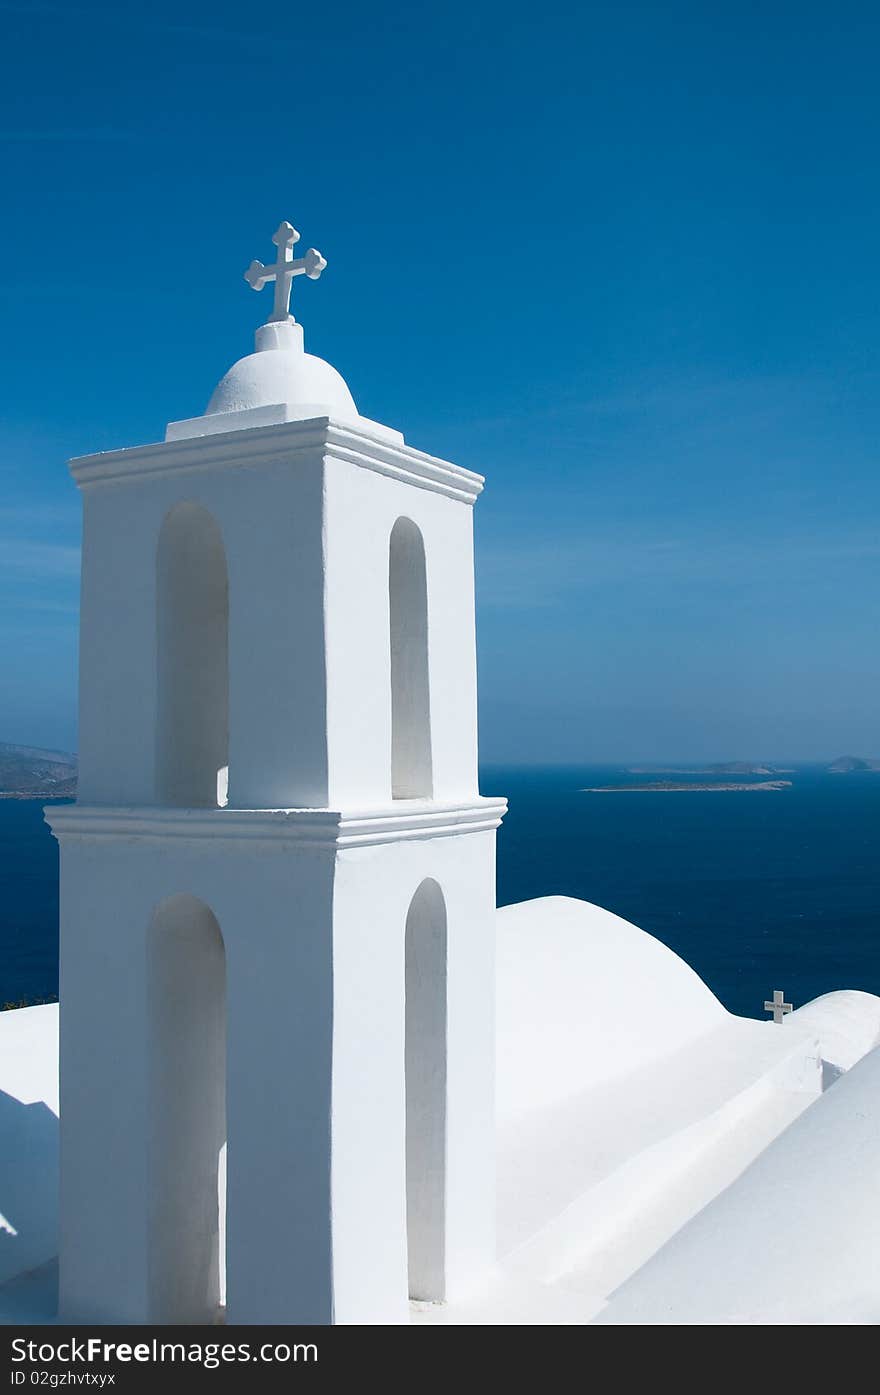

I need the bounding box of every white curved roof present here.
[206,342,358,422]
[785,989,880,1074]
[595,1041,880,1325]
[165,318,367,442]
[496,896,728,1121]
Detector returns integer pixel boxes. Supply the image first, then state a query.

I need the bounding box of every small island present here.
[627,763,793,776]
[584,780,793,793]
[0,742,77,799]
[827,755,880,773]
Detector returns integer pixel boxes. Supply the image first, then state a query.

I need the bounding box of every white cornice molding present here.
[45,797,507,849]
[68,418,485,505]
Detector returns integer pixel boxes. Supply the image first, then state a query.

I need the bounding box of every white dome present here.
[205,320,358,423]
[164,318,387,444]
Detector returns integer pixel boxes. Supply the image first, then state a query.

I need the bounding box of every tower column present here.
[222,846,336,1325]
[330,811,502,1321]
[56,841,152,1323]
[439,832,498,1299]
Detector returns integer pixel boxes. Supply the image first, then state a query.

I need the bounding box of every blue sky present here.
[2,0,879,762]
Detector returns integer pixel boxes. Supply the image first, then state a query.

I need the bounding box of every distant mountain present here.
[628,763,787,776]
[0,742,77,798]
[827,756,880,773]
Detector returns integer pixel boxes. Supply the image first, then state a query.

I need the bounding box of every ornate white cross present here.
[764,989,793,1024]
[244,221,327,324]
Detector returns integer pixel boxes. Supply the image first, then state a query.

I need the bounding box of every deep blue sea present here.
[2,766,879,1018]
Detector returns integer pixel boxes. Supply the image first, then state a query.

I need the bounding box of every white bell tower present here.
[47,222,506,1325]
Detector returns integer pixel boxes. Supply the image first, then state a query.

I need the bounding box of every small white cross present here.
[244,221,327,324]
[764,989,793,1024]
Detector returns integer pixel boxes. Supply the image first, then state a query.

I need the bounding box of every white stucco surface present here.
[594,1042,880,1325]
[70,418,483,812]
[3,899,878,1325]
[55,273,500,1321]
[784,989,880,1079]
[0,1003,57,1114]
[491,897,824,1301]
[205,338,357,421]
[165,321,400,442]
[495,897,728,1120]
[0,1005,58,1287]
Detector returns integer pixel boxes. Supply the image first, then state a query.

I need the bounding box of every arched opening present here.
[404,878,447,1301]
[156,502,229,807]
[147,894,226,1323]
[389,517,432,799]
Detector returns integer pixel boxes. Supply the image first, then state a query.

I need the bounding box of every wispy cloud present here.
[477,528,880,609]
[456,367,880,469]
[0,503,78,524]
[0,540,80,578]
